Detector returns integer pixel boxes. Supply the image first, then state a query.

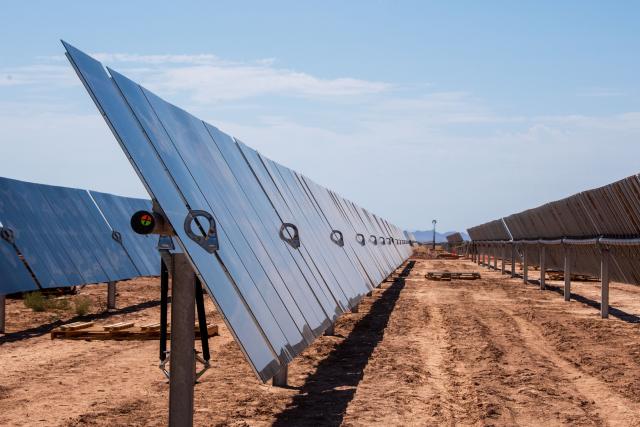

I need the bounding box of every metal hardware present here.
[356,233,365,246]
[184,210,218,253]
[370,235,377,245]
[330,230,344,247]
[279,223,300,249]
[195,350,210,381]
[380,236,385,245]
[111,230,122,244]
[0,227,15,244]
[159,350,210,383]
[158,235,176,251]
[159,350,171,380]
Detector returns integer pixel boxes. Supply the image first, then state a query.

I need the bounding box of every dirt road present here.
[2,257,640,426]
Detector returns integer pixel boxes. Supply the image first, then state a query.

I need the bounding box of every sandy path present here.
[2,257,640,426]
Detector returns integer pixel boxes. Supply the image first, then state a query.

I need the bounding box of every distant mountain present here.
[410,230,470,243]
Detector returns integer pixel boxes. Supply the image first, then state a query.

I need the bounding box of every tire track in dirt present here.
[472,272,640,425]
[437,282,604,425]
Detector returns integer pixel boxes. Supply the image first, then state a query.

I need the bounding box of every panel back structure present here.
[0,177,160,292]
[0,228,38,295]
[467,174,640,285]
[90,191,160,277]
[64,42,411,382]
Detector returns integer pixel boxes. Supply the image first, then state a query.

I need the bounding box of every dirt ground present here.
[2,252,640,426]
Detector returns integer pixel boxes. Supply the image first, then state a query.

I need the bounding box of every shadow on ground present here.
[543,283,640,323]
[273,262,413,427]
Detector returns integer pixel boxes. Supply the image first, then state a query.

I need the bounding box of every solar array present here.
[446,232,464,244]
[467,174,640,285]
[64,42,412,382]
[404,230,417,243]
[0,177,159,295]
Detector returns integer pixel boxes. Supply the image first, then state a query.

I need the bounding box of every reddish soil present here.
[2,253,640,426]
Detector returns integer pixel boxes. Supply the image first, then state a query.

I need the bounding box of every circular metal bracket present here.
[184,210,219,253]
[111,230,123,244]
[387,237,392,244]
[370,235,378,245]
[356,233,366,246]
[380,236,386,245]
[0,227,15,244]
[330,230,344,247]
[280,223,300,249]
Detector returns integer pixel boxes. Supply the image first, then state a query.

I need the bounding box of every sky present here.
[1,1,639,233]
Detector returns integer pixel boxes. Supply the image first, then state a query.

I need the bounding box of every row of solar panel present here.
[0,177,160,295]
[446,232,464,244]
[65,42,413,382]
[467,174,640,284]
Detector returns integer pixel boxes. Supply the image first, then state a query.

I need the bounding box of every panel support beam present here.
[601,249,610,319]
[501,244,506,275]
[523,248,529,284]
[493,246,498,270]
[107,281,117,310]
[564,249,571,301]
[0,294,5,334]
[169,253,196,427]
[539,246,546,290]
[511,245,516,278]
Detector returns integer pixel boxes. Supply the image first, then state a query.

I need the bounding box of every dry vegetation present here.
[1,252,640,426]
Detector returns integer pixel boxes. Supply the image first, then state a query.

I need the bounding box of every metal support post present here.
[0,294,5,334]
[493,246,498,270]
[272,364,288,387]
[523,248,529,284]
[160,259,169,363]
[169,253,196,427]
[564,248,571,301]
[325,323,335,336]
[601,249,609,319]
[539,246,546,290]
[501,244,506,275]
[511,245,516,278]
[107,281,117,310]
[351,303,359,313]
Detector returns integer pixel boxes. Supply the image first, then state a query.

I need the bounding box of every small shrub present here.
[24,292,47,312]
[47,297,71,311]
[73,296,92,316]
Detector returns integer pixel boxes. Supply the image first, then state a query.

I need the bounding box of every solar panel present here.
[90,191,160,277]
[0,177,82,287]
[64,42,284,380]
[0,229,38,294]
[64,42,411,382]
[468,174,640,285]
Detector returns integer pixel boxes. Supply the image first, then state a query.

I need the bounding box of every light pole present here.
[432,219,437,250]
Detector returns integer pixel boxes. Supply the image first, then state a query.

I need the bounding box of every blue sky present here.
[1,1,639,232]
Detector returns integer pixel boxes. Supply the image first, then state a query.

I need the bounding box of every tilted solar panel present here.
[64,42,410,382]
[0,230,38,295]
[90,191,160,277]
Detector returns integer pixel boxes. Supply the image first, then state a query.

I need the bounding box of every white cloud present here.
[4,52,391,101]
[577,87,626,98]
[2,50,640,232]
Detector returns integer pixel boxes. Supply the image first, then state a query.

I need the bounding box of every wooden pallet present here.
[426,271,481,281]
[436,253,462,260]
[546,272,600,282]
[51,321,219,341]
